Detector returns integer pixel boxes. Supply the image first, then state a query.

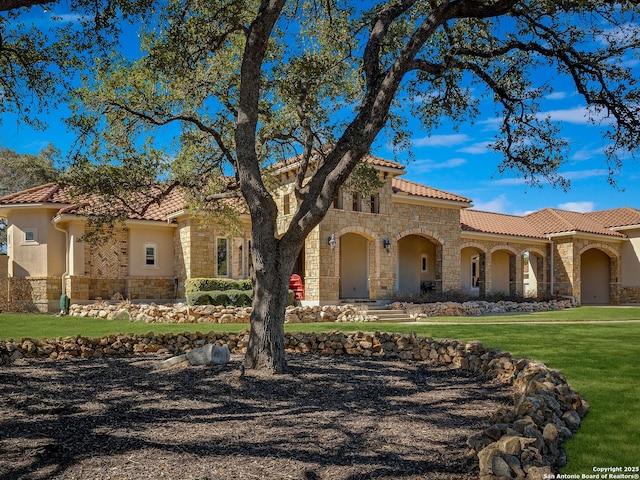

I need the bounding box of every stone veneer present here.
[0,330,588,479]
[0,276,61,312]
[552,236,623,303]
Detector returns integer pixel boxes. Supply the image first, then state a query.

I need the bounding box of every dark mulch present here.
[0,354,511,480]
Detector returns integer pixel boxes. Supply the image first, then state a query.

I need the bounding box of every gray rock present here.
[157,354,189,369]
[186,344,231,366]
[492,455,514,478]
[562,410,581,431]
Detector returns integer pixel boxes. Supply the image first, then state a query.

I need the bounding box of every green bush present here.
[186,291,214,306]
[226,289,252,307]
[185,278,253,295]
[186,289,253,306]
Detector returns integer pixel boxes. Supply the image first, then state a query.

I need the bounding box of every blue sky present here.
[2,5,639,217]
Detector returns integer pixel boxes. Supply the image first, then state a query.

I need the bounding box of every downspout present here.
[52,218,69,296]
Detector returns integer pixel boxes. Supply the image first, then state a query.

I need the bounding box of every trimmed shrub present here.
[186,289,253,307]
[186,291,214,306]
[185,278,253,295]
[225,289,252,307]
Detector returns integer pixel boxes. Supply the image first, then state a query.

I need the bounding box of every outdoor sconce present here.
[328,234,336,251]
[383,238,391,253]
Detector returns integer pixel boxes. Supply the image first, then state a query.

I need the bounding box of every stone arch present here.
[396,229,443,295]
[577,243,618,259]
[578,244,619,305]
[460,241,488,254]
[396,228,444,246]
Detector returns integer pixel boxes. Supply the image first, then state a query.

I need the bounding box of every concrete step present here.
[365,307,414,323]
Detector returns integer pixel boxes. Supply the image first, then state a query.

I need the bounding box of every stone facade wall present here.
[127,277,176,300]
[461,239,551,297]
[0,330,588,478]
[66,275,89,302]
[86,227,129,281]
[0,256,7,311]
[621,286,640,303]
[3,276,62,312]
[174,217,252,298]
[552,237,623,304]
[89,278,127,300]
[552,238,575,299]
[305,177,465,304]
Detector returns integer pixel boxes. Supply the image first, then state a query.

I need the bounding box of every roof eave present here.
[461,230,549,243]
[611,224,640,231]
[392,192,471,208]
[545,230,625,241]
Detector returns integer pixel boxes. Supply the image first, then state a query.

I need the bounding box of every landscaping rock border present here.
[0,330,588,479]
[67,298,573,324]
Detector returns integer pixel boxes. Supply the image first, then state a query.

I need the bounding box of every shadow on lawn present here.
[0,354,510,479]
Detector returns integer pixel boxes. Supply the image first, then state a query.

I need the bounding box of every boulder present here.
[186,344,231,366]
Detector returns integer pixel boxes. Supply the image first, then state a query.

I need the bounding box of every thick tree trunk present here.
[244,268,289,373]
[243,234,299,373]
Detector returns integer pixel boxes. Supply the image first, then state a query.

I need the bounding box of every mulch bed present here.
[0,353,511,479]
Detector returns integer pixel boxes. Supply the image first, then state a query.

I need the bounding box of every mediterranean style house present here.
[1,154,640,312]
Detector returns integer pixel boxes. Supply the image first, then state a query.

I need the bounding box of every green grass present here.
[412,305,640,323]
[1,307,639,473]
[0,313,249,341]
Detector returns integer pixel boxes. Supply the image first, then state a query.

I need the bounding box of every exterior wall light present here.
[328,234,336,251]
[383,238,391,253]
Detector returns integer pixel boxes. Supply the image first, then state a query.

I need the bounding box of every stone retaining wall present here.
[0,330,587,479]
[390,298,573,318]
[68,298,572,324]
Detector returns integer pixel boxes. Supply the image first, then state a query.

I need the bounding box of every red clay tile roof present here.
[0,183,73,205]
[525,208,625,237]
[392,177,472,204]
[271,150,406,173]
[461,209,548,239]
[0,183,250,222]
[583,207,640,229]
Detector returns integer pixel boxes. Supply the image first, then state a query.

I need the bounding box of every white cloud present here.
[457,141,493,155]
[411,157,467,173]
[546,91,568,100]
[539,106,592,124]
[561,169,608,180]
[471,194,510,213]
[412,133,471,147]
[557,201,595,213]
[489,177,528,186]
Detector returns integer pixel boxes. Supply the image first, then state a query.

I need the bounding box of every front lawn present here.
[1,307,639,474]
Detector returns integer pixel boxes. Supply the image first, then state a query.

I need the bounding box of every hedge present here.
[185,278,253,295]
[186,289,253,307]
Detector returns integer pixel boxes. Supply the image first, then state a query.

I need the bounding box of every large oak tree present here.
[5,0,640,372]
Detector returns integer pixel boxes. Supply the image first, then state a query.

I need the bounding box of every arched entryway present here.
[397,234,439,295]
[524,250,544,298]
[461,246,484,296]
[491,248,515,295]
[339,233,370,299]
[581,248,610,304]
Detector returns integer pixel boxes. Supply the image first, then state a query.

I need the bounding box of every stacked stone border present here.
[0,330,587,479]
[67,298,573,324]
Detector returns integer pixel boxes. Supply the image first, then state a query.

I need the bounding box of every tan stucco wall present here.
[7,208,65,277]
[491,250,511,293]
[580,248,611,304]
[621,229,640,286]
[128,223,176,277]
[397,235,436,294]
